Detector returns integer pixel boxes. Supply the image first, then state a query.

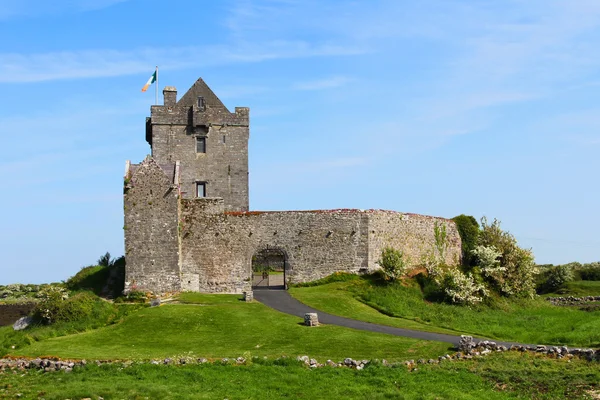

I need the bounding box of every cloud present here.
[0,42,365,84]
[291,76,353,91]
[0,0,129,19]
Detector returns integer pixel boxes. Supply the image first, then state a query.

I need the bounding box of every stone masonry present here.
[124,78,462,294]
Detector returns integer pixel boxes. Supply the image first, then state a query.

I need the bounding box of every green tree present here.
[452,215,480,267]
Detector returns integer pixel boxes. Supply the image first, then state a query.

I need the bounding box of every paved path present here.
[254,289,529,348]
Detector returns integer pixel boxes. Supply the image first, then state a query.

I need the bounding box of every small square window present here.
[196,137,206,153]
[196,182,206,198]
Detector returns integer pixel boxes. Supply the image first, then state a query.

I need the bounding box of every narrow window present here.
[196,182,206,198]
[196,137,206,153]
[222,135,226,144]
[197,96,205,110]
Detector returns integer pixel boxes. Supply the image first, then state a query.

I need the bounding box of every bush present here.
[437,268,487,305]
[544,264,574,291]
[477,218,538,298]
[471,245,505,289]
[577,262,600,281]
[65,253,126,298]
[452,215,480,266]
[379,247,407,281]
[33,289,115,325]
[65,265,110,294]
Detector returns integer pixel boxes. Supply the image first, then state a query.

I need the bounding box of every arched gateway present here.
[251,247,288,290]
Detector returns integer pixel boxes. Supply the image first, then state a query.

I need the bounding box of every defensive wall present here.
[124,158,461,294]
[179,200,461,293]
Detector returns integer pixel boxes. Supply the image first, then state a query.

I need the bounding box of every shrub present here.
[379,247,407,281]
[452,215,480,266]
[437,268,487,305]
[65,265,110,294]
[545,264,574,291]
[477,218,538,298]
[577,262,600,281]
[471,245,505,288]
[33,289,117,325]
[65,254,126,298]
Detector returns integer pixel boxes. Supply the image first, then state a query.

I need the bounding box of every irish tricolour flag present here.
[141,70,157,92]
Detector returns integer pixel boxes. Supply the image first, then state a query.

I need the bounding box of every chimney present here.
[163,86,177,106]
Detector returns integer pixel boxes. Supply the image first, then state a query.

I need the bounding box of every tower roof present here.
[177,78,229,112]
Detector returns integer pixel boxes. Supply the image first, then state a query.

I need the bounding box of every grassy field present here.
[290,277,600,346]
[541,280,600,297]
[1,352,597,399]
[5,294,451,361]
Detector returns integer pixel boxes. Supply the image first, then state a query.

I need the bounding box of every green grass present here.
[290,281,461,335]
[541,280,600,297]
[7,295,451,361]
[0,302,143,357]
[175,292,244,305]
[1,353,597,399]
[290,277,600,346]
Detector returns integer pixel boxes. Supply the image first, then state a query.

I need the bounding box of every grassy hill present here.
[4,294,450,361]
[289,275,600,347]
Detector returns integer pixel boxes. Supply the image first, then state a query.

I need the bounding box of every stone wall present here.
[179,202,371,293]
[0,303,35,326]
[368,211,461,270]
[124,158,181,294]
[177,202,461,294]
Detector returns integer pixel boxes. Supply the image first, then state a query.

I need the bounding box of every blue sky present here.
[1,0,599,284]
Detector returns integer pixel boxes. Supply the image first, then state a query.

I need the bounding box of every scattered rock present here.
[150,298,161,307]
[12,316,33,331]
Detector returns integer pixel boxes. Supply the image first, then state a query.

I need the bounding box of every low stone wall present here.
[546,296,600,306]
[0,303,35,327]
[457,335,600,361]
[2,339,599,374]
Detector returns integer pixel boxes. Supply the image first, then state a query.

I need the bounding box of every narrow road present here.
[254,288,530,348]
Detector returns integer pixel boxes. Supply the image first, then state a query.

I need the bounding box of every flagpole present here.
[155,66,159,105]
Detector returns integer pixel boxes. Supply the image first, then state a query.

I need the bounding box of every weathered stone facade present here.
[124,78,462,294]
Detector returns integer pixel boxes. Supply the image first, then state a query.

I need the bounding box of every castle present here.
[123,78,462,294]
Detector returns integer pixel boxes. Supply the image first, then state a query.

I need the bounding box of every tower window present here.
[196,182,206,198]
[196,137,206,153]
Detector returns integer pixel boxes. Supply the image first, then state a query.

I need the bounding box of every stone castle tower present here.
[124,78,462,294]
[147,79,249,211]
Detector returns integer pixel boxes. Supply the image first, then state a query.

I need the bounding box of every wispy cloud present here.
[291,76,352,91]
[0,42,365,84]
[0,0,129,20]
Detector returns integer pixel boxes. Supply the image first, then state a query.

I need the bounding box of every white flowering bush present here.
[471,244,506,287]
[477,218,538,298]
[436,269,487,305]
